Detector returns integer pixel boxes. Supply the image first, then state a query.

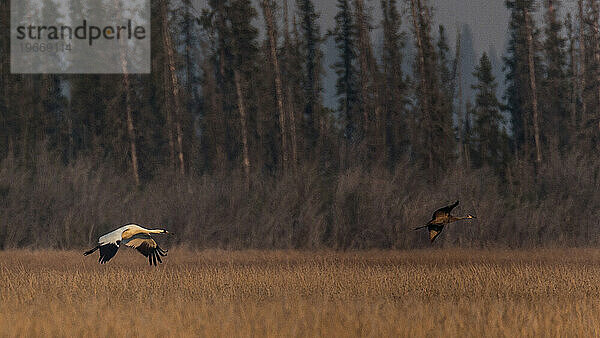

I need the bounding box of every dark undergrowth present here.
[0,148,598,250]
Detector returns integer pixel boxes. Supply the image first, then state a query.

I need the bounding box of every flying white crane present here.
[84,224,171,266]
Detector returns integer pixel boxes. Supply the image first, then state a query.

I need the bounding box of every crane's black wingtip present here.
[83,246,99,256]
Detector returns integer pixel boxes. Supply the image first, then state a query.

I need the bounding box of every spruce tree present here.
[471,53,510,169]
[280,16,304,166]
[564,12,578,141]
[436,25,456,161]
[381,0,408,165]
[296,0,324,150]
[542,0,569,151]
[504,0,543,161]
[409,0,454,171]
[332,0,359,141]
[199,0,260,176]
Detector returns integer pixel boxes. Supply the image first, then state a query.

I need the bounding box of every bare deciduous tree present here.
[262,0,289,170]
[161,0,186,175]
[524,5,542,163]
[578,0,587,122]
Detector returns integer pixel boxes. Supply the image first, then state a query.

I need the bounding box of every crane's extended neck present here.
[449,215,475,222]
[147,229,168,234]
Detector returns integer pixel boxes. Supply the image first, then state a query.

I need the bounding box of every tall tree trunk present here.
[114,0,140,185]
[578,0,588,123]
[409,0,433,169]
[262,0,288,170]
[283,0,290,41]
[566,13,578,133]
[164,62,176,169]
[20,78,30,164]
[184,2,194,99]
[454,29,464,164]
[366,29,382,153]
[122,72,140,186]
[355,0,382,148]
[203,54,226,169]
[591,0,600,131]
[161,0,185,175]
[524,6,542,163]
[67,98,74,162]
[234,70,251,189]
[283,0,298,168]
[463,108,471,166]
[287,86,298,168]
[355,0,371,137]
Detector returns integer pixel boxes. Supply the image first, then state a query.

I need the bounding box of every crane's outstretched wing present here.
[125,235,168,266]
[88,226,127,264]
[429,229,442,242]
[428,224,444,243]
[432,200,459,219]
[99,243,119,264]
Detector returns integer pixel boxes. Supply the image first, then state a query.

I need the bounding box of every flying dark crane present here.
[414,201,476,242]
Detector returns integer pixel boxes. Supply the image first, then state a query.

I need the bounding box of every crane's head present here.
[162,229,174,235]
[466,214,476,219]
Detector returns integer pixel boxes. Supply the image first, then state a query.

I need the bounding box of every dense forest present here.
[0,0,599,249]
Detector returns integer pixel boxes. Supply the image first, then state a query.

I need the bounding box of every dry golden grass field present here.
[2,249,600,337]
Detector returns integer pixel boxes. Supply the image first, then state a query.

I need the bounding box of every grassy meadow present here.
[1,249,600,337]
